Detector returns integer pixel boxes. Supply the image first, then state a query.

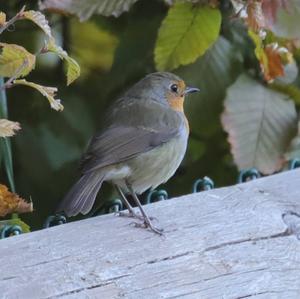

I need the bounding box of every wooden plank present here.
[1,169,300,299]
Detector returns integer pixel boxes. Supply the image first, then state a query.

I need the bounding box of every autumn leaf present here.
[222,74,297,174]
[13,79,64,111]
[249,30,288,82]
[0,119,21,137]
[0,43,36,78]
[263,44,285,81]
[45,39,80,85]
[0,184,32,217]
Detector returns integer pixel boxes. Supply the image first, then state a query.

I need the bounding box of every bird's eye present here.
[170,84,178,93]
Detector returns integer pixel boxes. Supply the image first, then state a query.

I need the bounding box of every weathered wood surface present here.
[1,169,300,299]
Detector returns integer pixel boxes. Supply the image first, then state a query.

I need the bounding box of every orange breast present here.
[167,95,190,133]
[167,96,184,112]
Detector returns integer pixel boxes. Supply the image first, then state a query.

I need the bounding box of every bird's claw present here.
[133,221,164,236]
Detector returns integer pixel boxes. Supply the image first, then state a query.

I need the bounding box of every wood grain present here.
[1,169,300,299]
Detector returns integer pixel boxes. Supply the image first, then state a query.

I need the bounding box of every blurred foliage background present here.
[1,0,300,230]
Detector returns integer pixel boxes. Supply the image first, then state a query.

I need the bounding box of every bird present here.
[58,72,200,234]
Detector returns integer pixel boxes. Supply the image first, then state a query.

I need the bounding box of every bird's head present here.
[126,72,200,112]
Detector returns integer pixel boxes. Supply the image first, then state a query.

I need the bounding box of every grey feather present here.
[81,126,178,174]
[58,170,105,216]
[80,96,184,173]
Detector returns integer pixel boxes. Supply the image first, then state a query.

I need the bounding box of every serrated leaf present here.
[39,0,139,21]
[0,184,32,217]
[221,74,297,174]
[0,119,21,137]
[248,30,287,82]
[46,39,80,85]
[155,3,221,71]
[23,10,52,38]
[13,79,64,111]
[0,43,36,78]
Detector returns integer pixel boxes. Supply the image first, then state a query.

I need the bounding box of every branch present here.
[0,6,26,35]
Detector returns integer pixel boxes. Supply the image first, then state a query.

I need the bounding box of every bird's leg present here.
[115,185,143,221]
[126,182,163,235]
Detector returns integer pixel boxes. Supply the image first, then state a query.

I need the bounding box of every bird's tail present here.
[58,170,105,217]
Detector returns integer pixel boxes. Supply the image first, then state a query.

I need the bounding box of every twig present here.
[1,59,29,90]
[0,6,26,35]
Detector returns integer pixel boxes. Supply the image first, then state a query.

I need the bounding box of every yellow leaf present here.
[13,79,64,111]
[23,10,52,38]
[0,43,36,78]
[46,39,80,85]
[0,119,21,137]
[0,184,33,217]
[0,12,6,26]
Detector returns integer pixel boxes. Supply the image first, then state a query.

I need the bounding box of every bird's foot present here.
[133,220,164,236]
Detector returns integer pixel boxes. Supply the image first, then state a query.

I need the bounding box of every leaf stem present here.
[0,77,16,193]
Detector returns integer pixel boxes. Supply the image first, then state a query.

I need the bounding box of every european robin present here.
[58,72,199,234]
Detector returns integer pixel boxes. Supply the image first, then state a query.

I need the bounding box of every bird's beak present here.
[184,86,200,95]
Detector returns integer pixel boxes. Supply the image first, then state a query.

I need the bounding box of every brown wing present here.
[80,125,178,174]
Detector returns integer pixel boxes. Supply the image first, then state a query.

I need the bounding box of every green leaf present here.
[23,10,52,38]
[0,43,36,78]
[154,3,221,71]
[46,39,80,85]
[13,79,64,111]
[221,74,297,174]
[39,0,139,21]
